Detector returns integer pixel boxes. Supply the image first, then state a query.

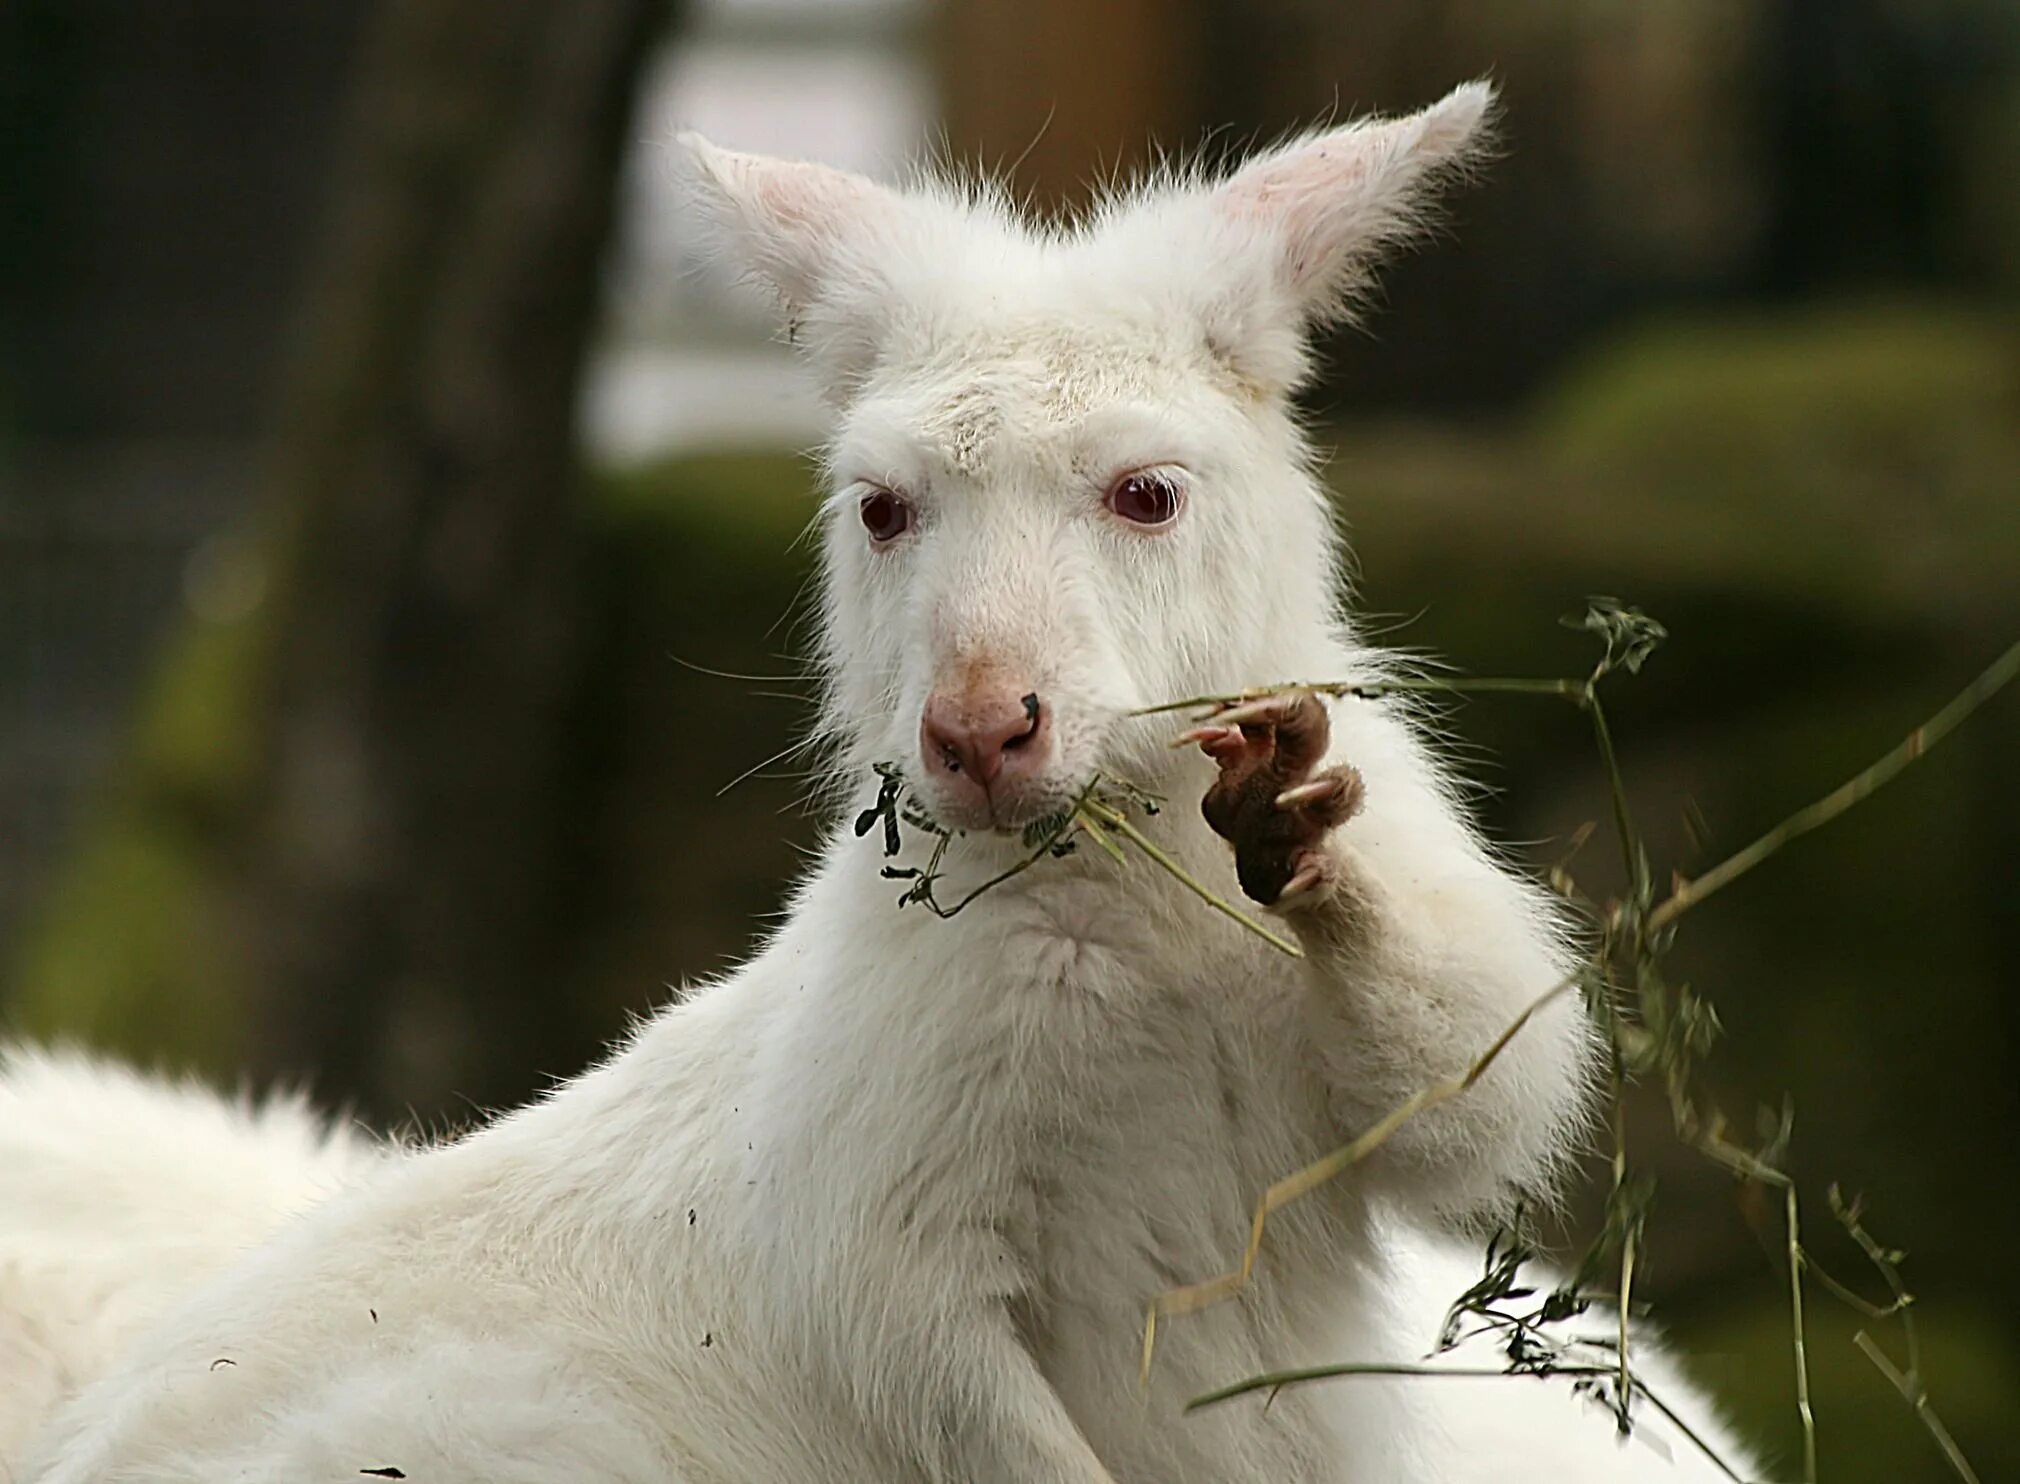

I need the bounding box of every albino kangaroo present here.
[1,83,1754,1481]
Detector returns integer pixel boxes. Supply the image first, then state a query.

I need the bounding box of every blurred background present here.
[2,0,2016,1476]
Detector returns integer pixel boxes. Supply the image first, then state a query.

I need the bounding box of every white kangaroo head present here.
[681,83,1493,833]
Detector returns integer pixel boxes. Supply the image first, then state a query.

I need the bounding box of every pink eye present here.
[859,489,913,543]
[1107,470,1184,528]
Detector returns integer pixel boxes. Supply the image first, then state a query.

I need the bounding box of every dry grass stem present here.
[1121,610,2016,1481]
[1139,972,1584,1384]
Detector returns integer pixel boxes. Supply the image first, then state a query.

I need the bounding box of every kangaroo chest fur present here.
[726,836,1375,1482]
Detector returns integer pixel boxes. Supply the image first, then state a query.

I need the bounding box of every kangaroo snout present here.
[919,679,1051,822]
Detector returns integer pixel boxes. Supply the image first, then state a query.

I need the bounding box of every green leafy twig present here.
[861,776,1091,920]
[860,767,1301,957]
[1131,674,1586,718]
[1650,637,2020,931]
[1077,798,1301,957]
[1191,1215,1751,1484]
[1189,1361,1749,1484]
[1140,610,2017,1483]
[1829,1186,1981,1484]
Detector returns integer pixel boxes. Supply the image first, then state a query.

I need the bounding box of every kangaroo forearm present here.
[1290,843,1594,1216]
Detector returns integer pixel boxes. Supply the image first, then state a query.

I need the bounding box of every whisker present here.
[717,735,821,797]
[669,652,816,685]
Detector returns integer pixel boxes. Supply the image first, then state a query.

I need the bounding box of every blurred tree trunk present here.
[233,0,673,1117]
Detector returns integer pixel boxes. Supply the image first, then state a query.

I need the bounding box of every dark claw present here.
[1195,694,1363,906]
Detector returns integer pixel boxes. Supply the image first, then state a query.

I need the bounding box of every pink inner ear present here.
[749,159,874,236]
[1215,136,1389,297]
[1205,87,1493,309]
[1223,142,1375,217]
[690,143,894,318]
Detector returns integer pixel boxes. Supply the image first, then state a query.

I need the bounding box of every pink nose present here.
[920,684,1050,794]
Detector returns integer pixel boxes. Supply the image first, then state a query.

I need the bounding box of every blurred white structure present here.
[584,0,933,461]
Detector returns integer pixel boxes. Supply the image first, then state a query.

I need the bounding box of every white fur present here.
[3,84,1756,1480]
[0,1047,381,1463]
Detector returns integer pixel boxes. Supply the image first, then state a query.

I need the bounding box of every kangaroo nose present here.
[920,686,1049,791]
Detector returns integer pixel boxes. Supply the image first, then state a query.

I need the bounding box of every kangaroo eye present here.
[1107,470,1184,528]
[858,489,913,544]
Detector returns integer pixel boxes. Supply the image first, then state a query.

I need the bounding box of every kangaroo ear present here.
[676,135,908,391]
[1184,81,1498,393]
